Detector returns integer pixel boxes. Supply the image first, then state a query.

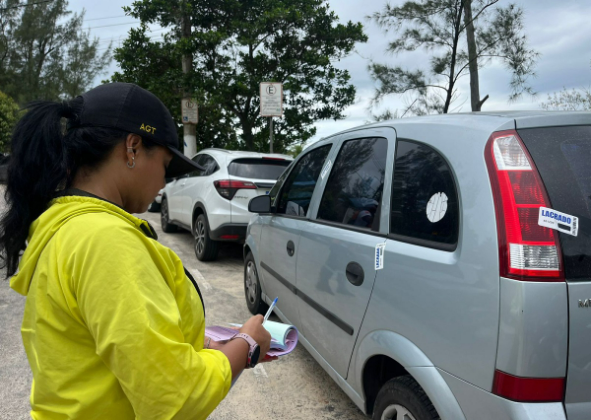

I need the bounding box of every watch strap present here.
[232,333,260,368]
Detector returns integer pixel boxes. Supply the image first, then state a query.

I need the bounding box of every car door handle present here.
[346,262,364,286]
[286,240,295,257]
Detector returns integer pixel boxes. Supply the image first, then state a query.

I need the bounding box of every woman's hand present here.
[239,315,272,359]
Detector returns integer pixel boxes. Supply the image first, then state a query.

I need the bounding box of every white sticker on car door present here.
[538,207,579,237]
[375,242,386,270]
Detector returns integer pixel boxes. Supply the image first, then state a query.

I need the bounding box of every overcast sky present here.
[70,0,591,145]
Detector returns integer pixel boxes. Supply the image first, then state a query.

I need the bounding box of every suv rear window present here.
[519,126,591,281]
[228,158,291,180]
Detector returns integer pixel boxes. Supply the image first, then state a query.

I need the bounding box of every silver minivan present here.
[243,112,591,420]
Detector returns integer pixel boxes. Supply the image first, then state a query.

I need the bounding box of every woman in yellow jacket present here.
[0,83,273,419]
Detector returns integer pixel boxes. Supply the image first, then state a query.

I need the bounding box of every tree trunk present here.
[241,120,255,150]
[443,2,464,113]
[463,0,488,111]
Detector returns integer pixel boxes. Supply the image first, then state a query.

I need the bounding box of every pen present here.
[263,297,278,324]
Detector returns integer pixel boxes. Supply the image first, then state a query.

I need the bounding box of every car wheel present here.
[194,214,219,261]
[244,252,269,315]
[160,198,177,233]
[147,201,161,213]
[372,376,440,420]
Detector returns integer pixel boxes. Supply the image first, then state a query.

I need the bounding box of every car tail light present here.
[485,130,564,282]
[214,179,257,200]
[492,370,564,402]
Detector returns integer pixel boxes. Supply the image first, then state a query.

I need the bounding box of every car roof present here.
[195,148,293,161]
[310,111,591,147]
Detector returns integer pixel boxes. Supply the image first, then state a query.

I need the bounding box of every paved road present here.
[0,208,367,420]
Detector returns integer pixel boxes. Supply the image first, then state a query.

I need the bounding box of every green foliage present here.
[368,0,538,116]
[111,0,367,153]
[287,142,305,158]
[0,0,111,104]
[0,90,20,153]
[541,86,591,111]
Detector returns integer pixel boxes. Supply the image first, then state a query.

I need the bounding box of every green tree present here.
[541,60,591,111]
[541,86,591,111]
[0,90,20,153]
[287,142,305,158]
[368,0,538,117]
[0,0,111,104]
[111,0,367,153]
[110,26,240,151]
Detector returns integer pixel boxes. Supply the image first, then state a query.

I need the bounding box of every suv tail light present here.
[485,130,564,282]
[214,179,256,200]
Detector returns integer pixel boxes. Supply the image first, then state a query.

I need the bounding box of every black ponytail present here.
[0,98,156,278]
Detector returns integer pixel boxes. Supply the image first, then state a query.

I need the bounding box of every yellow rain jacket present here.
[10,195,232,420]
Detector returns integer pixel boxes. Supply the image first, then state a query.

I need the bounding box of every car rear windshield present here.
[519,125,591,282]
[228,158,291,180]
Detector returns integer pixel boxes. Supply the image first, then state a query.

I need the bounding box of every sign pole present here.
[269,117,273,154]
[260,82,282,153]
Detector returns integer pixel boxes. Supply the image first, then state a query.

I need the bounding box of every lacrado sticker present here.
[538,207,578,237]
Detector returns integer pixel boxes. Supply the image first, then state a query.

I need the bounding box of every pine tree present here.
[0,0,111,104]
[368,0,538,116]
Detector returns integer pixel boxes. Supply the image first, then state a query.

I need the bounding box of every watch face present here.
[249,346,261,368]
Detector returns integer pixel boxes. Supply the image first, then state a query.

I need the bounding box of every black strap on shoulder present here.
[184,268,205,317]
[139,222,159,240]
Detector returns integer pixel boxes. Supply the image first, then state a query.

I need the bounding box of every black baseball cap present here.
[75,82,203,178]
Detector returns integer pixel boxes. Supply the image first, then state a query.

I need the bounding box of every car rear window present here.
[518,125,591,281]
[228,158,291,180]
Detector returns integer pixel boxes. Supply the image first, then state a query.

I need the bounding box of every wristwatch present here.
[232,333,260,368]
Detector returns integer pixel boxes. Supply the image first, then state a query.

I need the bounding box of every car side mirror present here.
[249,195,272,213]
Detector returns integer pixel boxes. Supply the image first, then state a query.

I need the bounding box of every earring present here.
[127,147,135,169]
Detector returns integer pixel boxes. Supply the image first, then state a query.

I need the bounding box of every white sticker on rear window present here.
[426,192,448,223]
[538,207,579,237]
[320,160,332,180]
[375,243,386,270]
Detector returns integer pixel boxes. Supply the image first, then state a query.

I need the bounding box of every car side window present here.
[317,137,388,230]
[268,161,294,203]
[188,155,204,177]
[390,140,459,249]
[200,154,219,176]
[275,145,332,217]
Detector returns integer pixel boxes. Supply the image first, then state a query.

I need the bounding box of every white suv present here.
[161,149,293,261]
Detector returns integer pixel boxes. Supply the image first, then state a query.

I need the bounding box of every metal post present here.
[269,117,274,154]
[181,1,196,158]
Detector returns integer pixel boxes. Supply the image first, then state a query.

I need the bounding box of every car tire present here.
[372,376,440,420]
[160,198,177,233]
[194,214,219,261]
[147,201,161,213]
[244,252,269,315]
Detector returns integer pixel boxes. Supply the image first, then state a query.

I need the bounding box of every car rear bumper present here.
[210,223,248,242]
[439,369,567,420]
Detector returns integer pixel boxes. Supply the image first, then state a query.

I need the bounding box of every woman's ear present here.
[125,133,142,152]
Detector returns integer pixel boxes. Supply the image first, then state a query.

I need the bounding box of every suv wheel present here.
[147,201,161,213]
[194,214,219,261]
[373,376,439,420]
[160,198,177,233]
[244,252,268,315]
